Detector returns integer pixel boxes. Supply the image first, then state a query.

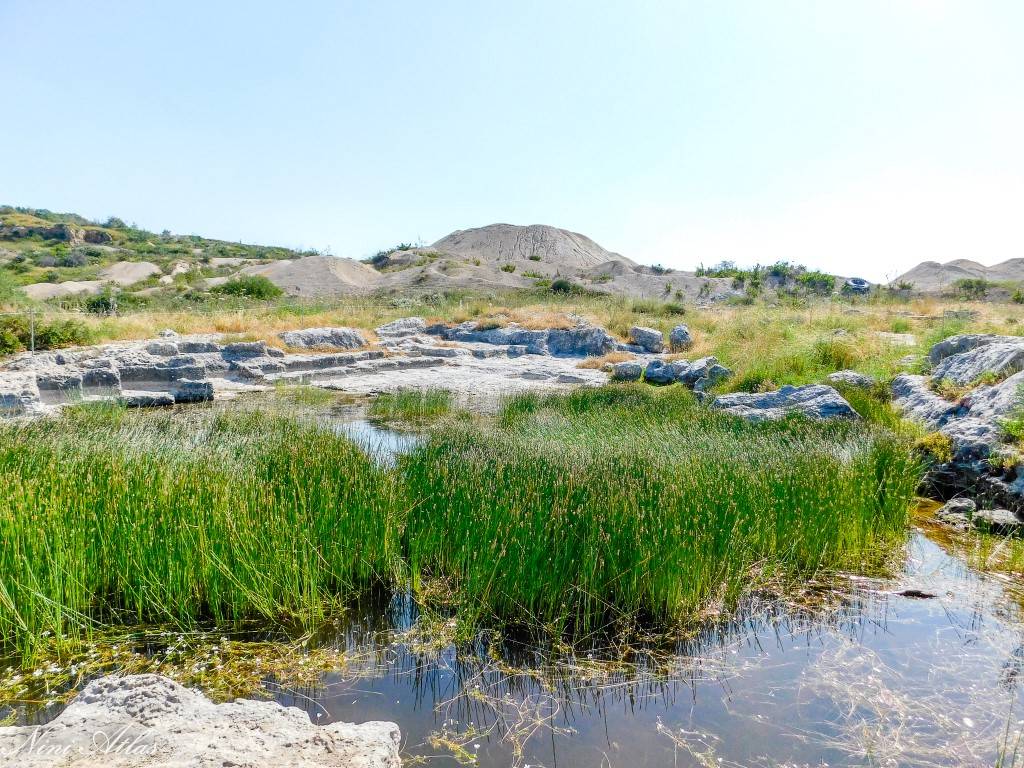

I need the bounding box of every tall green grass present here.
[0,387,923,660]
[403,385,920,631]
[368,388,453,423]
[0,404,402,659]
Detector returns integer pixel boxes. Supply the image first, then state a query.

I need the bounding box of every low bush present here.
[212,275,283,300]
[952,278,991,300]
[0,314,90,354]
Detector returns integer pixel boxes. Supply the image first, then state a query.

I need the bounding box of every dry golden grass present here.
[19,292,1024,393]
[576,351,637,369]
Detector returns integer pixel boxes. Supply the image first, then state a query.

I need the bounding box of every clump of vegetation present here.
[695,261,835,296]
[631,298,685,316]
[403,385,921,632]
[0,406,402,659]
[549,277,594,295]
[212,274,284,300]
[369,388,453,424]
[952,278,991,300]
[932,377,972,401]
[915,431,954,463]
[0,314,90,354]
[0,383,924,661]
[500,263,516,273]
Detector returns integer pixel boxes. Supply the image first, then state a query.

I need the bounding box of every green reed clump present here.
[403,385,922,632]
[0,404,402,659]
[369,388,453,423]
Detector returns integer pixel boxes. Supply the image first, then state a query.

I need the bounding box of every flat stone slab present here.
[712,384,859,422]
[0,674,400,767]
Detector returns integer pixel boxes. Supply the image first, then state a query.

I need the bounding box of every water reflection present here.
[266,534,1024,767]
[330,418,421,465]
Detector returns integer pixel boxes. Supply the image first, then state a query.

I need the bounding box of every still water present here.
[267,531,1024,767]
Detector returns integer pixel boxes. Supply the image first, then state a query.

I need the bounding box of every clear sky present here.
[3,1,1021,281]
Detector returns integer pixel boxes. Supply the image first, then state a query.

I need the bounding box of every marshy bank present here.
[4,385,1017,766]
[0,386,919,657]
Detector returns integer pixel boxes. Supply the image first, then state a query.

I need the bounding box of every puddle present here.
[266,532,1024,767]
[331,418,421,465]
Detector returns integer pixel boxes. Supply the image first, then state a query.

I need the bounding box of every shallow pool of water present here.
[329,418,422,465]
[266,531,1024,767]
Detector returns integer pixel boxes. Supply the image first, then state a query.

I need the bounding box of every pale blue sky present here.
[3,1,1021,280]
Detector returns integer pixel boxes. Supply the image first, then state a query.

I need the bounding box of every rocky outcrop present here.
[279,327,367,350]
[547,325,617,357]
[891,335,1024,517]
[712,385,859,422]
[427,320,616,357]
[930,335,1024,386]
[1,322,615,417]
[0,674,400,768]
[0,372,42,415]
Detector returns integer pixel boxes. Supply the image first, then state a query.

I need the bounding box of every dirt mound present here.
[99,261,161,285]
[431,224,634,270]
[240,255,382,297]
[893,259,1024,292]
[22,280,105,300]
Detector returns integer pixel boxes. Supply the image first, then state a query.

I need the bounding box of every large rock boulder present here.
[611,361,644,381]
[279,327,367,350]
[547,325,616,357]
[669,324,693,352]
[712,384,859,422]
[0,674,400,767]
[644,359,688,385]
[677,356,720,386]
[628,326,664,353]
[693,363,732,393]
[375,317,427,338]
[928,334,1022,365]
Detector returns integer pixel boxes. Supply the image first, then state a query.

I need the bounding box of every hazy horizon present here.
[4,1,1021,282]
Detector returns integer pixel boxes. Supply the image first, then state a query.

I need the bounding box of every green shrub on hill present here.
[212,275,284,300]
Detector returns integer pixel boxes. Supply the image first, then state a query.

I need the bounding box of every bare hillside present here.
[893,259,1024,292]
[430,223,635,270]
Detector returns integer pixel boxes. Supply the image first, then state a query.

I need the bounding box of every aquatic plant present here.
[403,385,921,632]
[0,404,402,658]
[368,388,453,423]
[0,385,922,661]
